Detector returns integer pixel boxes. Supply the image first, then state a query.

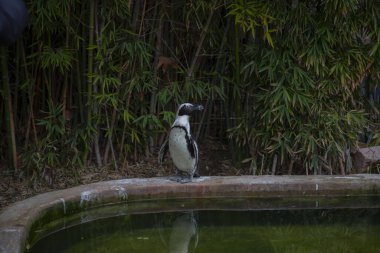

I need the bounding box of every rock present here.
[352,146,380,173]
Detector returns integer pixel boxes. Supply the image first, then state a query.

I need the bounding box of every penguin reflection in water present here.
[159,103,204,183]
[169,212,198,253]
[156,212,198,253]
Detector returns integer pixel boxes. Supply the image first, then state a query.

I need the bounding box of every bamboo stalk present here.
[62,5,71,123]
[21,41,38,147]
[233,22,242,166]
[197,18,230,140]
[259,154,265,175]
[78,0,87,123]
[131,0,141,32]
[187,3,215,78]
[14,42,20,124]
[93,0,102,167]
[147,1,164,156]
[271,154,278,175]
[339,157,345,175]
[1,46,18,171]
[288,159,295,175]
[105,108,118,170]
[138,0,147,36]
[83,0,96,164]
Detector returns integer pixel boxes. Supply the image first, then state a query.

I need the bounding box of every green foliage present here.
[227,0,275,47]
[1,0,379,179]
[229,0,378,174]
[40,46,74,74]
[21,103,85,183]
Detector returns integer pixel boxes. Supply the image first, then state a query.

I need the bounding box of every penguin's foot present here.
[168,176,182,182]
[168,175,193,184]
[177,177,193,184]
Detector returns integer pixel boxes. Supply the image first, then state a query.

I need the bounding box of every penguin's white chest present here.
[169,127,196,173]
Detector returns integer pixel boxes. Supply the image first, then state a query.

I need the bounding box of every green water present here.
[30,208,380,253]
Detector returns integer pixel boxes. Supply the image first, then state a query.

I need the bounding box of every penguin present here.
[159,103,204,183]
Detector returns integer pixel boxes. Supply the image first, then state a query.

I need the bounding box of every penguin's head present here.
[177,103,204,117]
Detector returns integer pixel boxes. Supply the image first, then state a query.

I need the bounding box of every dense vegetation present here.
[1,0,379,180]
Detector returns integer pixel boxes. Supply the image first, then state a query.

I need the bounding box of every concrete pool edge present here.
[1,174,380,253]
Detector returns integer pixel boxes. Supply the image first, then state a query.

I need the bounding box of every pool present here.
[29,197,380,253]
[1,175,380,253]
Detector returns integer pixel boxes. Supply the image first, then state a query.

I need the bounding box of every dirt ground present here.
[0,139,245,211]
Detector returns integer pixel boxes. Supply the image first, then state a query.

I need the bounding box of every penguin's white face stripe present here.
[177,103,204,117]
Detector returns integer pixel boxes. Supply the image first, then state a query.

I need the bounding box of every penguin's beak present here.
[192,104,204,112]
[177,103,204,117]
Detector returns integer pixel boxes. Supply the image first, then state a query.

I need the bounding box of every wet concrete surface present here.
[1,175,380,253]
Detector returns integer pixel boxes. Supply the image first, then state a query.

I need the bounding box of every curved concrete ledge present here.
[1,175,380,253]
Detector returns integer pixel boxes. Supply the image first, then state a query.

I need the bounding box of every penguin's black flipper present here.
[193,139,200,178]
[158,138,169,165]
